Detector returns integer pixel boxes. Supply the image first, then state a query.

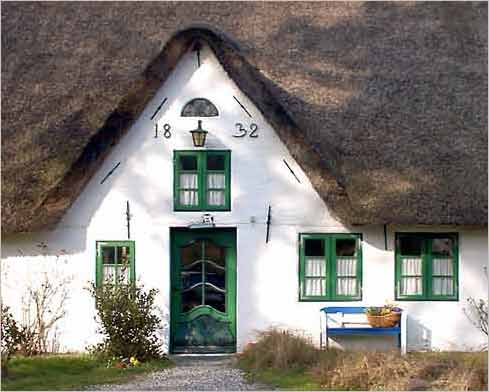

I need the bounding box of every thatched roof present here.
[2,2,487,234]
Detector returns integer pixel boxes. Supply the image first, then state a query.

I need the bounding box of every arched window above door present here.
[181,98,219,117]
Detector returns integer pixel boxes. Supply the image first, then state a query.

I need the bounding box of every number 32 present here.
[233,123,258,138]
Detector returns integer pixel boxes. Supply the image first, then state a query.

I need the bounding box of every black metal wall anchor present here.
[233,95,253,118]
[150,97,167,120]
[126,200,132,239]
[266,205,272,243]
[283,159,301,183]
[192,41,202,67]
[100,162,121,184]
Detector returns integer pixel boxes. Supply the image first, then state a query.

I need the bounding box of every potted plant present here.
[365,304,402,328]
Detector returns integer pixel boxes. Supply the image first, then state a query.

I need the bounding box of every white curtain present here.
[336,257,357,296]
[305,257,325,276]
[305,278,325,296]
[179,174,199,206]
[207,191,225,206]
[207,173,225,188]
[304,257,325,296]
[180,173,198,188]
[432,258,453,295]
[337,278,357,296]
[400,257,422,295]
[180,191,198,206]
[336,258,356,276]
[207,174,225,206]
[103,265,116,284]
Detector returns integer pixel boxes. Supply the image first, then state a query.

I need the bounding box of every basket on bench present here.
[366,311,401,328]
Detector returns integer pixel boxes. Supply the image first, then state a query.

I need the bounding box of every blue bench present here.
[320,306,406,354]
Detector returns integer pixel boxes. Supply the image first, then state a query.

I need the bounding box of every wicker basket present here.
[367,312,401,328]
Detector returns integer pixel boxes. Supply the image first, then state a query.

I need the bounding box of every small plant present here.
[88,282,163,361]
[365,304,402,316]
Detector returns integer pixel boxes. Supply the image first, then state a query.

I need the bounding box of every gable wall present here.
[1,45,487,352]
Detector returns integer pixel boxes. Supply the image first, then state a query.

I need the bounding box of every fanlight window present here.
[181,98,219,117]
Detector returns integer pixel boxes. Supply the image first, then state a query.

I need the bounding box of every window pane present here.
[103,265,116,283]
[207,155,225,171]
[207,190,225,206]
[117,246,130,265]
[432,238,453,257]
[304,278,325,296]
[401,257,422,275]
[337,258,356,276]
[336,239,356,256]
[180,174,198,189]
[432,277,454,296]
[180,190,198,206]
[432,258,453,275]
[180,155,197,171]
[400,277,422,295]
[305,258,326,276]
[399,237,422,255]
[102,247,115,264]
[117,265,130,284]
[304,239,324,257]
[336,278,357,296]
[207,173,225,189]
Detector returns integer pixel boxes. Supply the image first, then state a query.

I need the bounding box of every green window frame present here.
[299,233,362,301]
[96,241,135,286]
[174,150,231,211]
[395,233,458,301]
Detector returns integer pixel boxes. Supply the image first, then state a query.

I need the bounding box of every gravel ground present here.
[88,355,271,391]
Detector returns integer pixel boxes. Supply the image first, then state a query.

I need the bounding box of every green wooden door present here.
[170,228,236,353]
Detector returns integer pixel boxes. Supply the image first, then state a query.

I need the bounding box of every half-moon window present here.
[181,98,219,117]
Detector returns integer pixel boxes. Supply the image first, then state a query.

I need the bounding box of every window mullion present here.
[425,238,432,299]
[327,237,333,300]
[200,152,206,210]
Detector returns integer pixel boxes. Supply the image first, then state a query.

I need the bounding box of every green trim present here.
[174,150,231,211]
[95,241,135,286]
[394,233,459,301]
[298,233,363,302]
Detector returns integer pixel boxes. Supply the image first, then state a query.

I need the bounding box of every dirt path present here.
[89,355,271,391]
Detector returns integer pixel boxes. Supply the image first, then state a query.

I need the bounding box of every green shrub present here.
[238,327,319,370]
[88,282,162,361]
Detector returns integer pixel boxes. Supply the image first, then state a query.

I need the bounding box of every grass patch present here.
[2,354,172,391]
[237,328,488,391]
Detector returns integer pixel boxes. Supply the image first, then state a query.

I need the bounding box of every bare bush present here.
[2,243,72,355]
[238,327,319,370]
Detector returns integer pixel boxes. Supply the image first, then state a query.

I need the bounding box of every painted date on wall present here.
[154,123,172,139]
[233,123,259,138]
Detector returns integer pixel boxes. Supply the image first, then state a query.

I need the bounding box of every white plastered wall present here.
[2,44,487,352]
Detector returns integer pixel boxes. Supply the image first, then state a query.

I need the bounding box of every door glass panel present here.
[182,286,203,313]
[180,239,227,313]
[204,241,226,312]
[181,241,203,294]
[204,285,225,312]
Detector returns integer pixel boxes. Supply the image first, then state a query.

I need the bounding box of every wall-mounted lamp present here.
[190,120,208,147]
